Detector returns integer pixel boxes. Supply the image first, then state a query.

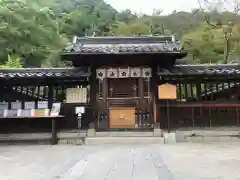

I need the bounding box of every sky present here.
[104,0,238,15]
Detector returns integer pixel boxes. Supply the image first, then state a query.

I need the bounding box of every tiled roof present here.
[61,36,185,55]
[158,64,240,75]
[0,68,91,79]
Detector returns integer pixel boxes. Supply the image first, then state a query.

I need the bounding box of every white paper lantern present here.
[118,68,130,78]
[142,68,152,78]
[96,68,106,80]
[107,68,118,78]
[130,67,141,77]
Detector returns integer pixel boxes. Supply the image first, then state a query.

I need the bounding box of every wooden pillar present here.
[151,64,160,127]
[51,117,57,145]
[103,78,108,107]
[48,86,53,110]
[90,66,97,128]
[102,78,109,128]
[138,78,144,108]
[196,82,201,101]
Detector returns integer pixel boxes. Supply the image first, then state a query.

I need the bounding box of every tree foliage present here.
[1,0,240,67]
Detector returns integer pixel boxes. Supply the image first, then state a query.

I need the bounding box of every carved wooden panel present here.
[109,107,135,128]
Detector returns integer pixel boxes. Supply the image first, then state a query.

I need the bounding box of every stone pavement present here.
[0,142,240,180]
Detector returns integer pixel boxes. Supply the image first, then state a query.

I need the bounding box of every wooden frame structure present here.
[157,64,240,131]
[0,68,91,134]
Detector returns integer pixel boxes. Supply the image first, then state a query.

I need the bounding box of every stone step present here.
[84,137,164,145]
[96,131,154,137]
[0,132,87,141]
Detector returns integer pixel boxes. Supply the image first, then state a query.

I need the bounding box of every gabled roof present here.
[0,67,90,79]
[158,64,240,76]
[61,36,186,55]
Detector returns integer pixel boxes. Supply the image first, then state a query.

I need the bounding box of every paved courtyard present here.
[0,142,240,180]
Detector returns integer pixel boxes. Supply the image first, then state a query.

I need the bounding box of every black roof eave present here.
[158,73,240,76]
[60,52,187,61]
[157,64,240,76]
[60,51,185,55]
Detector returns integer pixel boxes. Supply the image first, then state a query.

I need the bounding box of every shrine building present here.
[0,36,240,136]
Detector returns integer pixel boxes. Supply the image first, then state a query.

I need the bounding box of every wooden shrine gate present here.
[95,67,154,130]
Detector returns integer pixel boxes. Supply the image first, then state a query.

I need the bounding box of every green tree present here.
[0,55,22,68]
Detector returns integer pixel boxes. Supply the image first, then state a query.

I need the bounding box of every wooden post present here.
[138,78,144,108]
[102,78,108,128]
[48,86,53,110]
[51,118,57,145]
[90,66,97,128]
[151,64,158,127]
[48,86,57,145]
[166,100,170,133]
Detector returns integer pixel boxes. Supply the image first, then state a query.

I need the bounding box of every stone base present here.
[85,137,164,145]
[58,139,84,145]
[163,132,176,144]
[87,129,96,137]
[175,129,240,143]
[153,129,163,137]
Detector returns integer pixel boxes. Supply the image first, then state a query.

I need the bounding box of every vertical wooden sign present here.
[158,83,177,133]
[158,83,177,99]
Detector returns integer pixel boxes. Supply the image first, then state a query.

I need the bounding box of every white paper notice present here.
[75,106,85,114]
[11,102,22,110]
[24,102,35,109]
[0,102,8,110]
[50,103,61,116]
[37,101,48,109]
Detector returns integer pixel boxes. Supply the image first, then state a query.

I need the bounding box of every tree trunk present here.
[224,37,230,64]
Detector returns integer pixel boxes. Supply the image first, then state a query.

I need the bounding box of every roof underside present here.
[61,36,186,56]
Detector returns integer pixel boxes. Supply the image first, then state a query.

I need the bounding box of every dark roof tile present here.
[62,36,184,54]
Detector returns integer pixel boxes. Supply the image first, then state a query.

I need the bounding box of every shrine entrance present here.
[95,67,153,130]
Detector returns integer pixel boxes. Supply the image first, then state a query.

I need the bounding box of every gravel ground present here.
[0,142,240,180]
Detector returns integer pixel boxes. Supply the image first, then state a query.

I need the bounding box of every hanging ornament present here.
[96,68,106,80]
[119,68,130,78]
[142,68,152,78]
[107,68,118,78]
